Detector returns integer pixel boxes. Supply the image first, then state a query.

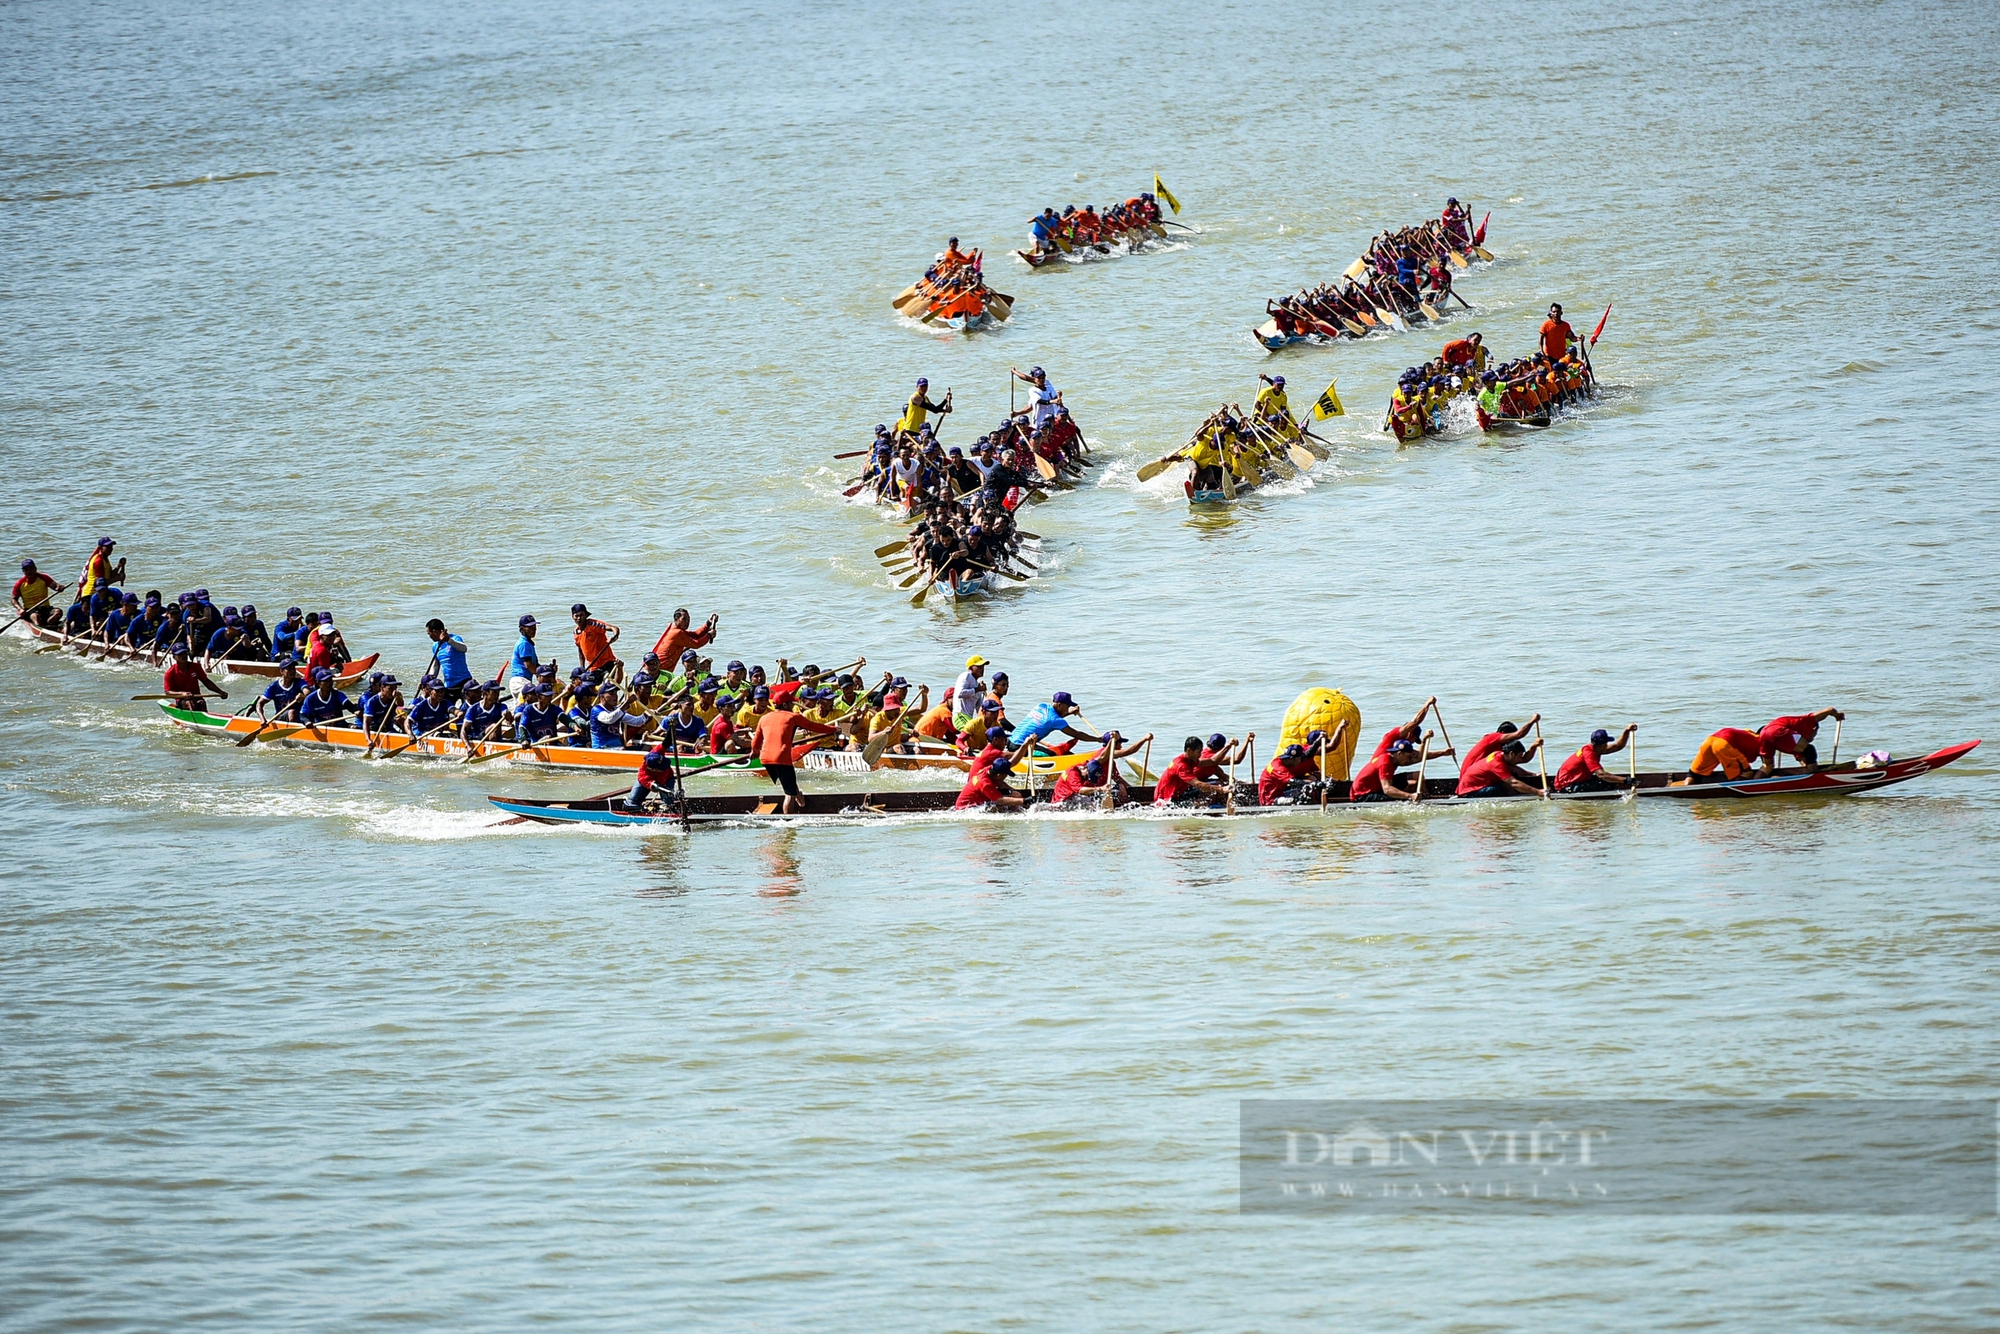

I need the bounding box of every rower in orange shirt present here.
[1540,303,1575,361]
[1674,727,1766,785]
[650,607,718,667]
[570,602,622,681]
[750,704,840,814]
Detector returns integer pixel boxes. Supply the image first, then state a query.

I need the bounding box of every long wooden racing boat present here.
[20,623,378,685]
[159,702,1098,778]
[486,741,1977,828]
[157,702,971,774]
[1015,222,1171,268]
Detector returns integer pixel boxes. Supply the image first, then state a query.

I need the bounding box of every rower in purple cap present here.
[897,377,951,441]
[507,615,540,699]
[1006,689,1103,759]
[1554,725,1637,794]
[78,537,125,600]
[297,666,353,726]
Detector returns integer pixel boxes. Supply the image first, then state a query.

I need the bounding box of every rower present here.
[1352,731,1447,802]
[1442,197,1469,246]
[749,694,840,813]
[898,378,951,438]
[706,699,749,755]
[162,643,225,711]
[1454,738,1546,797]
[234,605,272,659]
[507,615,541,698]
[588,684,647,749]
[1049,732,1151,808]
[515,683,561,745]
[649,606,718,668]
[659,693,708,754]
[1463,716,1541,770]
[424,618,475,702]
[1758,708,1844,771]
[203,611,248,663]
[1554,726,1638,793]
[1253,374,1297,438]
[942,236,971,267]
[297,668,352,726]
[124,595,168,653]
[571,603,622,681]
[1540,304,1575,362]
[1674,726,1767,785]
[621,740,682,814]
[1007,690,1098,760]
[256,658,308,722]
[1258,742,1326,805]
[1011,366,1062,431]
[955,755,1027,812]
[407,677,457,740]
[1152,736,1233,807]
[1029,207,1060,255]
[77,537,125,600]
[461,680,511,747]
[362,674,406,742]
[11,560,65,628]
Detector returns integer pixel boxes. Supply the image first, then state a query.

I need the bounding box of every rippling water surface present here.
[5,0,2000,1328]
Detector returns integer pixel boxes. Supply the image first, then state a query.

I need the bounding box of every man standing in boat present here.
[749,698,840,814]
[1011,366,1062,430]
[1541,304,1576,362]
[897,378,951,440]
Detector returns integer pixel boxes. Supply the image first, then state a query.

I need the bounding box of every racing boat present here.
[156,703,968,773]
[485,739,1979,830]
[19,623,378,685]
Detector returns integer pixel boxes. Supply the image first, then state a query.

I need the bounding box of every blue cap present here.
[570,603,587,615]
[310,667,332,682]
[1591,729,1613,746]
[1052,691,1074,705]
[519,614,536,627]
[727,660,744,672]
[1207,732,1227,749]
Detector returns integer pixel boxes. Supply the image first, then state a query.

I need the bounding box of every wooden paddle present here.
[1242,413,1316,472]
[1408,733,1431,804]
[1533,719,1551,799]
[875,539,908,558]
[379,718,463,761]
[1343,257,1368,282]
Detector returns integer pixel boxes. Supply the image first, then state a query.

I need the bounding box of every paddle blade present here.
[861,729,895,768]
[1289,443,1315,470]
[1419,302,1441,322]
[1033,453,1057,481]
[909,583,929,607]
[874,539,908,558]
[1449,251,1469,269]
[1135,456,1179,483]
[1342,258,1367,281]
[1220,466,1238,499]
[898,568,926,589]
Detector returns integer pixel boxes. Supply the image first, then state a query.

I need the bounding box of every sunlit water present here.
[4,0,1999,1328]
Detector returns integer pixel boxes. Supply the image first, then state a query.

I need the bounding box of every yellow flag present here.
[1312,379,1344,420]
[1153,174,1180,215]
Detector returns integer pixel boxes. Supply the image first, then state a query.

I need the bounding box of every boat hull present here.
[20,624,377,685]
[485,739,1979,829]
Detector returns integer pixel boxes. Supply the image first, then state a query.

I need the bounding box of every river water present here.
[4,0,1999,1328]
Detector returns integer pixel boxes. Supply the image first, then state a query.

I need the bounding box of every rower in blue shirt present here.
[272,607,306,658]
[424,617,474,698]
[1007,690,1103,751]
[236,605,272,660]
[517,684,561,743]
[204,615,248,662]
[507,615,540,698]
[406,678,456,738]
[361,674,404,737]
[100,594,138,648]
[256,660,307,721]
[561,683,598,743]
[459,680,510,746]
[297,668,352,725]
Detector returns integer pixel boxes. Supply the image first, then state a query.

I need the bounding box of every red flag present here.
[1472,211,1490,246]
[1589,304,1612,346]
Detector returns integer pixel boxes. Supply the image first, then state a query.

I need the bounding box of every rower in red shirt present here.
[1258,744,1322,805]
[162,643,226,711]
[1048,731,1148,807]
[1153,736,1233,806]
[649,608,719,667]
[1757,707,1843,770]
[1674,727,1764,784]
[1553,726,1637,794]
[956,756,1026,811]
[1350,732,1450,802]
[1463,714,1540,769]
[1455,739,1546,798]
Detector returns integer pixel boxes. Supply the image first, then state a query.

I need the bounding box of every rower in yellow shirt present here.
[897,378,952,437]
[1252,375,1299,439]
